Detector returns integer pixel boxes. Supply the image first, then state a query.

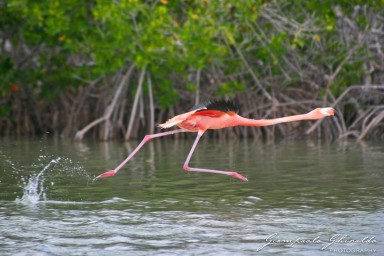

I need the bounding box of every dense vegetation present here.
[1,0,383,140]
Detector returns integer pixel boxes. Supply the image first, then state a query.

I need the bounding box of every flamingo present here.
[97,100,336,181]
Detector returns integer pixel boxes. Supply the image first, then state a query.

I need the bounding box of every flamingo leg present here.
[183,131,248,181]
[97,129,186,179]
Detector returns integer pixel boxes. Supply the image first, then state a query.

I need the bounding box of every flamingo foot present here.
[230,172,248,182]
[96,170,117,179]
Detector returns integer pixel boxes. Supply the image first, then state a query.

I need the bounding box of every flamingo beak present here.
[332,109,340,118]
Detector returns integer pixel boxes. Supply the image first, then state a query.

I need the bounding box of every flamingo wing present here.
[191,110,226,118]
[158,110,199,129]
[158,100,238,129]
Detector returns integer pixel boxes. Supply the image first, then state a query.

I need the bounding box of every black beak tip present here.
[333,110,340,118]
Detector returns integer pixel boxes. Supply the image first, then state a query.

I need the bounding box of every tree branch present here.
[75,64,135,141]
[125,67,146,141]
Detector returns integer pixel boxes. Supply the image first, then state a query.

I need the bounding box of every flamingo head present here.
[308,107,337,120]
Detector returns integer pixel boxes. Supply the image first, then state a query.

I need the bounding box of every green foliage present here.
[1,0,381,104]
[0,104,11,118]
[186,82,198,93]
[0,57,16,96]
[216,81,245,97]
[156,80,179,109]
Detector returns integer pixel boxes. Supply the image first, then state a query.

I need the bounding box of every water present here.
[0,137,383,255]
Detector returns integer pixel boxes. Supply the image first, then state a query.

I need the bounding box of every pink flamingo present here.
[97,100,336,181]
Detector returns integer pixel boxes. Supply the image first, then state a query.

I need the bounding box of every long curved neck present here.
[234,113,312,127]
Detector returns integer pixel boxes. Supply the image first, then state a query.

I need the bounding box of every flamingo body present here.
[97,100,336,181]
[165,110,236,131]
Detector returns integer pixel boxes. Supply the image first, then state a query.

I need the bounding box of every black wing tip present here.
[190,99,239,113]
[189,100,211,111]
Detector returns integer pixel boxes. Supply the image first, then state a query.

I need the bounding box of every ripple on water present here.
[1,139,383,255]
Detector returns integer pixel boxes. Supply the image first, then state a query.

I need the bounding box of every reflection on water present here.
[0,138,383,255]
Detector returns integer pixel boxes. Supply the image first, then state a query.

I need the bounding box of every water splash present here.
[16,157,61,205]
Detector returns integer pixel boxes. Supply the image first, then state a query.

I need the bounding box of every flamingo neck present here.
[234,113,311,127]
